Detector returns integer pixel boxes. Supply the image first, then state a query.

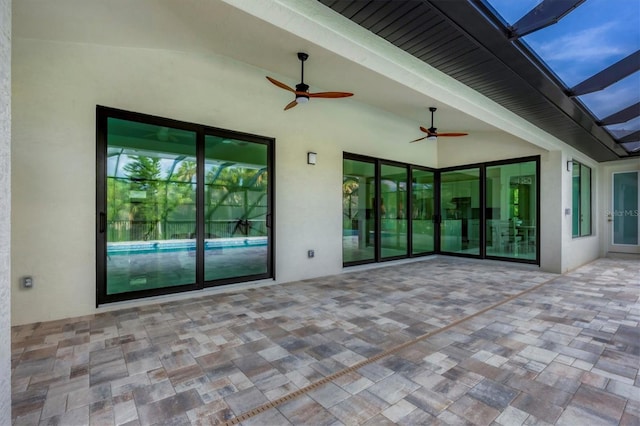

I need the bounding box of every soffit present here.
[317,0,636,161]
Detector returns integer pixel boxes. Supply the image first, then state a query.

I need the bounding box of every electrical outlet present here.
[22,276,33,288]
[308,250,315,258]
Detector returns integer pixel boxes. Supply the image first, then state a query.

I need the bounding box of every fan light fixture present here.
[266,52,353,110]
[410,107,469,143]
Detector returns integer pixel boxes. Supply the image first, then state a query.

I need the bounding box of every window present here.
[572,161,592,237]
[97,107,274,304]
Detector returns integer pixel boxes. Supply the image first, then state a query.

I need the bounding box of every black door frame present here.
[96,106,275,305]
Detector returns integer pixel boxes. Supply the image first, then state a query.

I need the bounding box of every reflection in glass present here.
[412,169,434,254]
[106,119,197,294]
[440,168,480,255]
[204,136,269,281]
[613,172,639,245]
[572,161,592,237]
[380,164,408,258]
[485,161,537,260]
[580,165,591,237]
[343,159,376,263]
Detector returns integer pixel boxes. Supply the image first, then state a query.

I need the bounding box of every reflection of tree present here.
[204,165,267,236]
[343,177,359,220]
[162,159,196,232]
[124,156,161,239]
[107,150,269,241]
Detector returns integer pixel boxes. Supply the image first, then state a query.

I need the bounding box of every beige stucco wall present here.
[10,0,627,325]
[0,0,11,420]
[11,39,440,325]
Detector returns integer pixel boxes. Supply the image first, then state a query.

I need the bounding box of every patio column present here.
[0,0,11,421]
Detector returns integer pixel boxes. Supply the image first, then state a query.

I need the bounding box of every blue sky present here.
[485,0,639,143]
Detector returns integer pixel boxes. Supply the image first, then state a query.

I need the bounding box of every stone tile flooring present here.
[11,256,640,425]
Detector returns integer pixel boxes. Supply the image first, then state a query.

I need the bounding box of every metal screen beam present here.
[619,130,640,144]
[509,0,585,39]
[570,51,640,96]
[599,102,640,126]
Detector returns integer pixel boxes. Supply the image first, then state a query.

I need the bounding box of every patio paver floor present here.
[11,256,640,425]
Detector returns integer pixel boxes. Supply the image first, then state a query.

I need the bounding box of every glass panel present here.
[380,164,408,258]
[106,119,197,294]
[440,168,480,255]
[572,161,581,237]
[412,169,435,254]
[343,158,376,263]
[613,172,639,245]
[204,136,269,281]
[580,164,592,237]
[485,161,537,260]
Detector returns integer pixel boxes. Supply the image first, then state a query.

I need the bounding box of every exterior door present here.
[97,107,274,304]
[608,171,639,254]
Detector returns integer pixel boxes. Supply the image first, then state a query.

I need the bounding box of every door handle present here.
[99,212,106,233]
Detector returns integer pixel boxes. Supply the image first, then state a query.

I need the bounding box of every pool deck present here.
[11,256,640,425]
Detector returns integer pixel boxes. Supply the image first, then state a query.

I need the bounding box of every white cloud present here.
[528,22,624,63]
[579,75,640,118]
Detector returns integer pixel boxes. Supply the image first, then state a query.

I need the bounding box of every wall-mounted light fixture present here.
[566,160,573,172]
[307,152,317,165]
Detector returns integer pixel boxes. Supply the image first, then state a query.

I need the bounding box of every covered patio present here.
[11,256,639,425]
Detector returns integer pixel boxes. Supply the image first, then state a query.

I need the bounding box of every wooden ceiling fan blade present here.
[284,100,298,110]
[308,91,354,98]
[266,76,295,93]
[419,126,432,134]
[410,136,428,143]
[437,132,469,137]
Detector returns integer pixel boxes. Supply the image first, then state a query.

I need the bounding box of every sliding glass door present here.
[440,168,480,255]
[204,136,269,281]
[485,160,538,260]
[97,107,273,304]
[343,154,538,265]
[412,168,435,254]
[343,157,376,264]
[103,118,198,295]
[343,154,434,266]
[380,163,408,259]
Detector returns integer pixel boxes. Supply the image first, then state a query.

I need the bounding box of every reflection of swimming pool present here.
[107,237,267,255]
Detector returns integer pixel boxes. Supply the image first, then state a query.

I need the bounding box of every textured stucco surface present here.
[0,0,11,421]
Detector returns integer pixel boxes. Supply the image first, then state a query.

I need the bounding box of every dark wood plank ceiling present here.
[318,0,631,161]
